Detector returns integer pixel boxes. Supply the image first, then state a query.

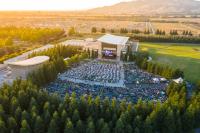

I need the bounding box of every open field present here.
[0,12,147,33]
[140,42,200,83]
[150,17,200,23]
[1,12,200,34]
[0,19,146,33]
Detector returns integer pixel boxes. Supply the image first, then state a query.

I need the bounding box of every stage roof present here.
[7,56,49,67]
[97,34,129,45]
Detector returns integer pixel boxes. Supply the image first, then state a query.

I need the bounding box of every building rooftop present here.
[97,34,129,45]
[7,56,50,67]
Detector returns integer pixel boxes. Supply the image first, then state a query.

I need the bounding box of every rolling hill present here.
[88,0,200,15]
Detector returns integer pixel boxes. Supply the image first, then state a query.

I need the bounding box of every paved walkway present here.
[59,77,125,88]
[4,44,54,64]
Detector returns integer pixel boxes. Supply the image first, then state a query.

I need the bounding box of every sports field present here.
[140,42,200,83]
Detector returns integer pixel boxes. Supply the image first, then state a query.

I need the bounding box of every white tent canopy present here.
[173,77,184,84]
[97,34,129,45]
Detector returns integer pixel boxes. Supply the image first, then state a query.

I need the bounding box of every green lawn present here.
[140,42,200,83]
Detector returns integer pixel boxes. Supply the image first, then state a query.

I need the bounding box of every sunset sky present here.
[0,0,132,11]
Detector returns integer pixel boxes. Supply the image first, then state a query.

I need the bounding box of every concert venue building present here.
[61,34,139,61]
[97,34,139,60]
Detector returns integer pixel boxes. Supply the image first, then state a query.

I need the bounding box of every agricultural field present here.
[150,17,200,23]
[0,19,146,33]
[140,42,200,83]
[1,12,200,34]
[152,22,200,35]
[0,12,148,33]
[0,26,65,62]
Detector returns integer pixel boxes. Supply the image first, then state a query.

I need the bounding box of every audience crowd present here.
[46,61,168,102]
[60,60,121,83]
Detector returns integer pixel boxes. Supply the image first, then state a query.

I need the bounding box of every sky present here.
[0,0,132,11]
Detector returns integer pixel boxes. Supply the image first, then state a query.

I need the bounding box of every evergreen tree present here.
[144,117,153,133]
[86,121,95,133]
[76,120,85,133]
[0,119,7,133]
[48,119,58,133]
[115,119,124,133]
[101,28,106,33]
[72,109,80,123]
[20,120,31,133]
[8,117,17,133]
[110,29,115,33]
[64,119,74,133]
[34,116,45,133]
[100,123,110,133]
[68,27,76,36]
[134,127,140,133]
[91,27,97,33]
[15,106,22,123]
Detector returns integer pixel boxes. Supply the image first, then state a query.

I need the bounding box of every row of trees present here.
[170,30,193,36]
[182,30,193,36]
[121,51,184,79]
[0,48,28,63]
[0,26,65,43]
[28,45,88,87]
[170,30,179,35]
[91,27,106,33]
[28,53,88,87]
[29,45,82,59]
[0,37,13,47]
[28,57,66,87]
[155,29,166,35]
[0,78,199,133]
[130,34,200,44]
[90,27,195,37]
[0,39,199,133]
[91,27,142,34]
[0,27,65,63]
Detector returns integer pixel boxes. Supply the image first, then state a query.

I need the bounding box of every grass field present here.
[140,42,200,83]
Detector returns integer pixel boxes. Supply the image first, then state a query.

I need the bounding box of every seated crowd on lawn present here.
[61,60,121,83]
[28,46,184,103]
[46,61,168,102]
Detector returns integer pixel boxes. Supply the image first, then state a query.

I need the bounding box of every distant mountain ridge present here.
[88,0,200,15]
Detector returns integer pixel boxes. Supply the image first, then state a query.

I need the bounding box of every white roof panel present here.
[8,56,50,67]
[97,34,129,45]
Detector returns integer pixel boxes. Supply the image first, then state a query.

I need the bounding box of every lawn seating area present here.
[61,60,121,83]
[46,61,168,102]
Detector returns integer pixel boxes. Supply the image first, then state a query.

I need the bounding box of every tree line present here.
[0,37,13,47]
[0,43,199,133]
[0,26,65,43]
[0,78,199,133]
[91,27,142,34]
[29,45,82,59]
[28,45,88,87]
[90,27,195,37]
[121,51,184,79]
[0,27,65,63]
[130,34,200,44]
